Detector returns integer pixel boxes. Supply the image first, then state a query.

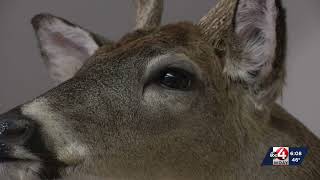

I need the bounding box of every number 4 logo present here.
[275,147,289,160]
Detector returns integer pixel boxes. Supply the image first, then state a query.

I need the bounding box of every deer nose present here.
[0,109,34,144]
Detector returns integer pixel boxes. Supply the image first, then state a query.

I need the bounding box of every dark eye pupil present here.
[159,69,192,90]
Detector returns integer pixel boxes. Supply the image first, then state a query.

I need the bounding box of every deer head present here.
[2,0,319,179]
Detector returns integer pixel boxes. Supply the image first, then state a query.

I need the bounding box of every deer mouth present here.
[0,109,65,179]
[0,142,42,178]
[0,110,40,163]
[0,136,66,179]
[0,110,41,162]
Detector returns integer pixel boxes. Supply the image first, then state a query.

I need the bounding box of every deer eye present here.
[158,68,193,90]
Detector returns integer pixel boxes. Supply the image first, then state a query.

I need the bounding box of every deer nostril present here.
[0,143,10,157]
[0,119,32,143]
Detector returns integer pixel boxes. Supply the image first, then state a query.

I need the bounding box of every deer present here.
[0,0,319,179]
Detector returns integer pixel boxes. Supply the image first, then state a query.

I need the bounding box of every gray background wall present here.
[0,0,319,136]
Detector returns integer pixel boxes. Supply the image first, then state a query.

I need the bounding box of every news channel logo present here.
[261,147,308,166]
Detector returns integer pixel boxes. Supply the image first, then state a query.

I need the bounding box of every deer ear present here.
[226,0,278,81]
[224,0,286,106]
[31,13,113,84]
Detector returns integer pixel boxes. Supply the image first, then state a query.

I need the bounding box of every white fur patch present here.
[10,146,39,160]
[21,98,88,164]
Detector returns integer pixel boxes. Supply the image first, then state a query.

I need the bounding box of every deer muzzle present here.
[0,109,35,146]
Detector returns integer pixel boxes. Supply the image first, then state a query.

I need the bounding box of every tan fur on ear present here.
[198,0,286,107]
[226,0,286,107]
[226,0,278,83]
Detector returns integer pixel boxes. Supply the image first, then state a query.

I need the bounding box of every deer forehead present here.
[87,22,220,75]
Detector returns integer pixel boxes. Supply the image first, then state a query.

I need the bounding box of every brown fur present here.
[0,0,319,179]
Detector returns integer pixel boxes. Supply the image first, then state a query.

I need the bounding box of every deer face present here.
[0,0,286,179]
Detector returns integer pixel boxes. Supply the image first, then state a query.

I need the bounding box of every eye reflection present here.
[159,68,193,90]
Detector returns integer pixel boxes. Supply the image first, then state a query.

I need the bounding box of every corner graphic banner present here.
[261,147,308,166]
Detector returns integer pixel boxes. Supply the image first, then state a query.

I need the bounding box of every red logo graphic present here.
[275,147,289,160]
